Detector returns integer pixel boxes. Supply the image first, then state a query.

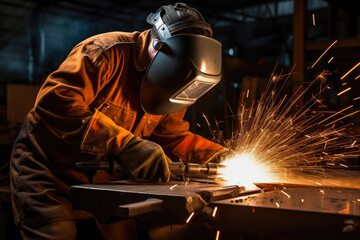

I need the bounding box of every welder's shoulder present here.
[78,31,140,52]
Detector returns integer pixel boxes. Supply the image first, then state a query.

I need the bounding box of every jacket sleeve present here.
[148,109,226,164]
[33,42,131,165]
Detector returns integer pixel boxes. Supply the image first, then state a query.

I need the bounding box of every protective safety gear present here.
[141,3,222,115]
[10,30,224,231]
[117,136,171,182]
[81,110,170,182]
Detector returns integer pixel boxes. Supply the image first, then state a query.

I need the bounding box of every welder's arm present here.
[81,110,171,182]
[33,43,117,165]
[148,109,229,165]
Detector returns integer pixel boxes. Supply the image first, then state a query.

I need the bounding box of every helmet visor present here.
[141,34,222,115]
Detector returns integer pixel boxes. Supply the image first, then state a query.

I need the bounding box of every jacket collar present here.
[134,29,151,72]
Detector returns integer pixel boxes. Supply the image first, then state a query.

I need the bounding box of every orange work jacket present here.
[10,29,224,226]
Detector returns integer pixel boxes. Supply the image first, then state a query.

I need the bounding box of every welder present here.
[10,3,228,239]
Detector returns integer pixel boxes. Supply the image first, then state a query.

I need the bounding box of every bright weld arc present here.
[212,206,218,217]
[341,61,360,80]
[186,212,194,223]
[311,40,337,68]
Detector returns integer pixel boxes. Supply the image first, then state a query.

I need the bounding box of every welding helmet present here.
[141,3,222,115]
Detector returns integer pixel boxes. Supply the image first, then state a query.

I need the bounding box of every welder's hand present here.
[116,136,171,182]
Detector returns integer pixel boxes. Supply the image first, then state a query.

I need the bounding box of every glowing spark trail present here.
[337,87,351,96]
[341,61,360,80]
[318,105,353,124]
[276,202,280,208]
[311,40,337,68]
[355,75,360,80]
[325,110,360,126]
[169,184,177,190]
[186,212,194,223]
[354,97,360,101]
[203,113,210,127]
[215,230,220,240]
[312,13,316,26]
[281,190,291,198]
[212,207,218,217]
[328,57,334,63]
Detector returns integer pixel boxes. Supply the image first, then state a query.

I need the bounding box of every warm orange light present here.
[219,153,276,189]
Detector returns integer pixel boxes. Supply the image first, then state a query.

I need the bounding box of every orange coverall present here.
[10,29,224,236]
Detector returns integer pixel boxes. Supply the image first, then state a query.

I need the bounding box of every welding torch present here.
[75,159,223,180]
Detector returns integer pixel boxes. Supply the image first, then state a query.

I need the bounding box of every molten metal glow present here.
[219,153,275,189]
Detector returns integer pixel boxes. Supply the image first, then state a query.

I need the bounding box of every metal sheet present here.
[69,181,243,224]
[211,186,360,239]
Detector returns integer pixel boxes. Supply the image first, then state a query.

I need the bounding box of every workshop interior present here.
[1,0,360,239]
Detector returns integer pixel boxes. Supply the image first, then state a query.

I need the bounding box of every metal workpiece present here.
[211,185,360,239]
[75,160,223,180]
[69,181,243,224]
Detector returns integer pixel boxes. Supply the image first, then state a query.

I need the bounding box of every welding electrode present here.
[75,161,222,177]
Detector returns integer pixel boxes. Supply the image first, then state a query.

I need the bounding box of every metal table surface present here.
[211,185,360,239]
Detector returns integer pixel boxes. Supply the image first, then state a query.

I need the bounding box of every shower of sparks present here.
[169,184,177,190]
[328,57,334,63]
[341,61,360,80]
[281,190,291,198]
[312,13,316,26]
[186,212,194,223]
[218,66,360,190]
[337,87,351,96]
[212,207,218,217]
[311,40,337,68]
[215,230,220,240]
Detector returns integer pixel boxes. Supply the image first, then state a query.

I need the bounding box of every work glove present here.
[80,110,170,182]
[116,136,171,182]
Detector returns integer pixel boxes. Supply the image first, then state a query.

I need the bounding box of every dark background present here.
[0,1,359,238]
